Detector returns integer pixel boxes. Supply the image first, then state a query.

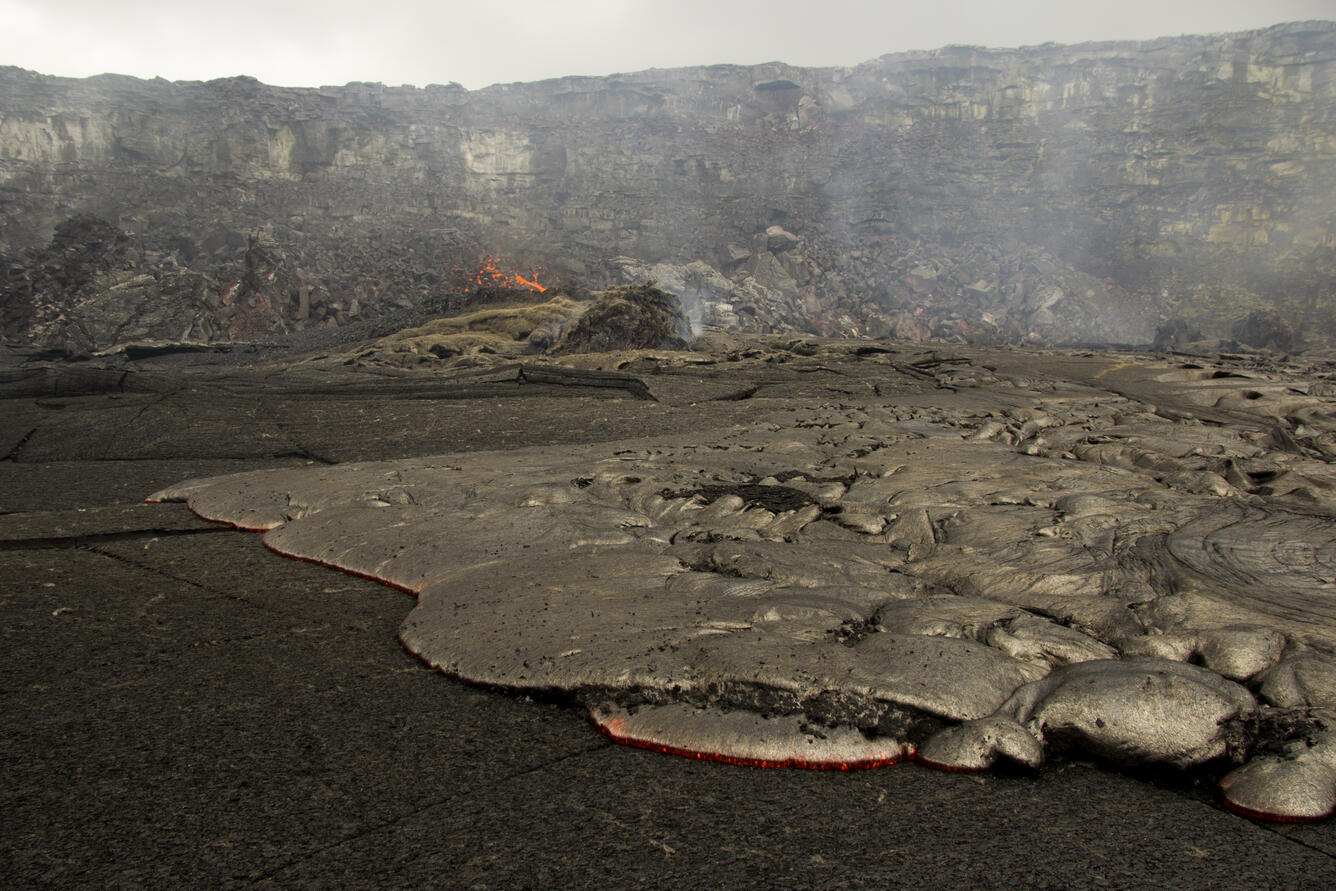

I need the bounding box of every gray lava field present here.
[4,335,1336,886]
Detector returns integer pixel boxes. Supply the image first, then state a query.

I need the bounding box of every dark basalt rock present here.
[555,283,690,353]
[1153,318,1204,352]
[0,215,133,348]
[1231,309,1297,352]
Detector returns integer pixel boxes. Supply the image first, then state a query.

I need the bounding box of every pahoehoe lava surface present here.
[149,338,1336,821]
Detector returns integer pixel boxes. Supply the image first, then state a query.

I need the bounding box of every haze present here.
[3,0,1332,90]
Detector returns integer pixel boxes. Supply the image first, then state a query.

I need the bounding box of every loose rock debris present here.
[149,341,1336,821]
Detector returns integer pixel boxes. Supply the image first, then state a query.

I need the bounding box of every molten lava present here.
[466,257,547,292]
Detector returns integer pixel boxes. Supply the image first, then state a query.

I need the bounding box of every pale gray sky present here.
[2,0,1333,89]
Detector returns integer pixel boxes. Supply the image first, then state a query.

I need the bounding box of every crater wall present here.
[1,21,1333,350]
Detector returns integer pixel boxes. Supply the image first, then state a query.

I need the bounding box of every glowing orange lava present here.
[466,257,547,292]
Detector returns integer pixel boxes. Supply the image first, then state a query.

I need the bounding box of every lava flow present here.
[590,705,914,771]
[465,256,547,292]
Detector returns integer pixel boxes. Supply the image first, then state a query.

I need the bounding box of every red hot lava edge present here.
[592,712,913,771]
[1221,796,1332,823]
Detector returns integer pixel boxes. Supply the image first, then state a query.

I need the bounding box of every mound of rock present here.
[1231,309,1297,352]
[556,283,690,353]
[362,295,585,366]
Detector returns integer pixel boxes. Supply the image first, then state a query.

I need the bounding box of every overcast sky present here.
[2,0,1332,90]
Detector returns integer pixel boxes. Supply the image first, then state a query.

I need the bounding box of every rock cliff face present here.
[2,21,1334,351]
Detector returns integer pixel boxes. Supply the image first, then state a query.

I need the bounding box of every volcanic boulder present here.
[1231,309,1297,352]
[556,283,691,353]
